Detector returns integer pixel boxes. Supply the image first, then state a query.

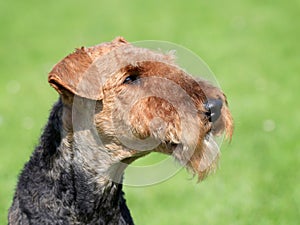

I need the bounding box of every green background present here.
[0,0,299,224]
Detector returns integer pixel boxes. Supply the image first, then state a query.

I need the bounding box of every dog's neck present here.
[40,99,132,224]
[60,98,129,185]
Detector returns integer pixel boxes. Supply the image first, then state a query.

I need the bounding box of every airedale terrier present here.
[9,37,233,224]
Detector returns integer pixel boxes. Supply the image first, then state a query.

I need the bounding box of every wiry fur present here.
[9,99,134,224]
[9,37,233,224]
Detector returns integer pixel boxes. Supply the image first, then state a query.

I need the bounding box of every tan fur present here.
[48,37,233,181]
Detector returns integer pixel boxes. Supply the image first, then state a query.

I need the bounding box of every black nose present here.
[204,99,223,122]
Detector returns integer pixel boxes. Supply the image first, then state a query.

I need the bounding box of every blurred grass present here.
[0,0,299,224]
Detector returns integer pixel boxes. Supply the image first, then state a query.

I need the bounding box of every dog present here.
[8,37,233,224]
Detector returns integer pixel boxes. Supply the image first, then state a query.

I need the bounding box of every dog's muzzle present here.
[204,99,223,122]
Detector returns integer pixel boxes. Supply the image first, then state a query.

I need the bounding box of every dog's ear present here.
[48,37,129,103]
[48,47,98,103]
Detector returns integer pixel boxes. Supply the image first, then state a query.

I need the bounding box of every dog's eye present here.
[123,74,140,84]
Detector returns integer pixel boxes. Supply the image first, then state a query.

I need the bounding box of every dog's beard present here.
[162,133,219,180]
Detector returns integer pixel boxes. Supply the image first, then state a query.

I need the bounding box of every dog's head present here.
[48,37,233,181]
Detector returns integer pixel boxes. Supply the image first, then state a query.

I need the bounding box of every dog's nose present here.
[204,99,223,122]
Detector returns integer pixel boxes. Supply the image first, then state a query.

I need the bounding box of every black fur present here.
[8,99,134,225]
